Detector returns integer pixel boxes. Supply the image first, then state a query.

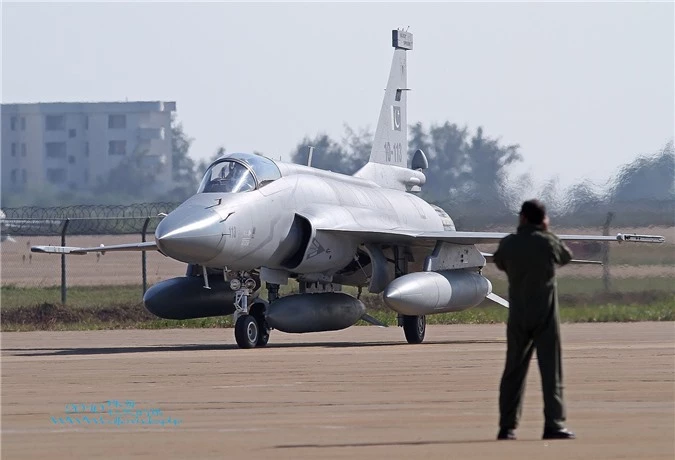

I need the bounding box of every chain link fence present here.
[1,203,187,304]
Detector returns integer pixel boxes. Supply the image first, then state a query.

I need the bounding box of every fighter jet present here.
[32,30,665,348]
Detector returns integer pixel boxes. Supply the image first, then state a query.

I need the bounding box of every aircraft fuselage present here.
[155,163,448,280]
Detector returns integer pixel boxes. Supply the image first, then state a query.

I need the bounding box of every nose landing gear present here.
[232,286,270,349]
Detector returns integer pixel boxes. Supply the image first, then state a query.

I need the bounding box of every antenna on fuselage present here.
[306,146,315,167]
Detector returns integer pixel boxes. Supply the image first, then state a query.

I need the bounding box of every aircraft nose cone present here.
[155,206,224,264]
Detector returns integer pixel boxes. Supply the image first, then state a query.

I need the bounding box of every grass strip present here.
[2,297,673,332]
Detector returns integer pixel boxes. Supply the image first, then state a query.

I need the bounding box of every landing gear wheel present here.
[256,326,270,347]
[254,316,270,347]
[234,315,259,349]
[250,301,270,348]
[402,315,426,344]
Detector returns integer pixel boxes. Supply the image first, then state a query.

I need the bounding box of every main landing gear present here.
[392,246,426,345]
[400,314,426,344]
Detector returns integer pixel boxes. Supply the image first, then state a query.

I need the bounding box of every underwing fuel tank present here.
[266,293,366,333]
[143,276,238,320]
[383,270,492,315]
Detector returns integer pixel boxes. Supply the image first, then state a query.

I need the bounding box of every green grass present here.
[2,276,673,332]
[608,242,675,266]
[2,275,672,310]
[491,276,674,296]
[1,294,673,332]
[1,284,146,309]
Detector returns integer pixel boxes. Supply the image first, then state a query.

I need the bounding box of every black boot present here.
[542,427,575,440]
[497,428,517,440]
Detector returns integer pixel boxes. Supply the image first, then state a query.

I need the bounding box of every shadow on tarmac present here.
[274,439,510,449]
[5,339,503,357]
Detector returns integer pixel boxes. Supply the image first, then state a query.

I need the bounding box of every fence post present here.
[61,219,71,304]
[141,217,151,295]
[602,212,614,292]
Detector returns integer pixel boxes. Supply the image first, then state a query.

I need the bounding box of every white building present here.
[1,101,176,196]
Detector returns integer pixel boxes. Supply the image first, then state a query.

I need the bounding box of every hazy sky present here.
[2,2,673,189]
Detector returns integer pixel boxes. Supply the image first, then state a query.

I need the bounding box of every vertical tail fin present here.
[369,30,412,167]
[354,30,420,190]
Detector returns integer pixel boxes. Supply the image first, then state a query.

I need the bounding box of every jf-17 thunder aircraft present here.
[33,30,665,348]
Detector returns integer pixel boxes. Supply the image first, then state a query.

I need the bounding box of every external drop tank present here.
[143,276,239,320]
[383,270,492,315]
[266,292,366,333]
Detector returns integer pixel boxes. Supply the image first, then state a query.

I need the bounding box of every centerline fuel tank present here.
[266,292,366,333]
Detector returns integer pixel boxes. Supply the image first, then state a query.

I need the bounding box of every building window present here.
[108,114,126,129]
[10,117,17,130]
[22,169,27,184]
[45,115,66,131]
[68,155,76,165]
[84,116,88,130]
[21,117,26,130]
[108,140,127,155]
[84,142,90,157]
[69,129,77,138]
[45,142,67,159]
[11,143,17,156]
[11,169,17,184]
[46,168,67,184]
[21,143,26,157]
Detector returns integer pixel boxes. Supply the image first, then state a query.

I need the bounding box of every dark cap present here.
[520,199,547,225]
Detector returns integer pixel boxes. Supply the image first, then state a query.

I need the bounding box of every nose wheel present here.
[234,315,259,349]
[232,288,270,348]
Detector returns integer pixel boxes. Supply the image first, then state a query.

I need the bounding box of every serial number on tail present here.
[384,142,403,163]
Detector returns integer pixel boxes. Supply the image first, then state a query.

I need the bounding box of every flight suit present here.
[493,223,573,431]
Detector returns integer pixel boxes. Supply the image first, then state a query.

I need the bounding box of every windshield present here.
[198,160,256,193]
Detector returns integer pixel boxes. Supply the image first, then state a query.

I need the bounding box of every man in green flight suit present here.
[493,199,576,441]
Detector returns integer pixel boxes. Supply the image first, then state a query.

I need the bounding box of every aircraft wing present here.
[417,231,665,245]
[324,228,665,245]
[31,241,157,255]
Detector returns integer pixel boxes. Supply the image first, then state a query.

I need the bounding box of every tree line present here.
[2,117,672,227]
[289,124,673,227]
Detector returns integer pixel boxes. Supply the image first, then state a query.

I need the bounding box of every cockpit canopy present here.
[198,153,281,194]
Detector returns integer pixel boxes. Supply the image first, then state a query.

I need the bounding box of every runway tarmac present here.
[2,323,673,459]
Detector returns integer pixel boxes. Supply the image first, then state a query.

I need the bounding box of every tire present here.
[234,315,259,349]
[256,323,270,348]
[402,315,426,344]
[249,301,270,348]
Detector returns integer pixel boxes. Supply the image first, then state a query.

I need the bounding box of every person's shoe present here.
[497,428,516,440]
[542,427,576,440]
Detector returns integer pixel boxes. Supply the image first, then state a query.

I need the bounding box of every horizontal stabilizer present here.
[486,293,509,309]
[31,241,157,255]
